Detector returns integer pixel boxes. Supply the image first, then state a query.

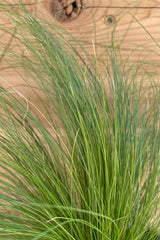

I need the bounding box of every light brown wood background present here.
[0,0,160,118]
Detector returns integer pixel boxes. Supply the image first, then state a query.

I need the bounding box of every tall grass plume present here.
[0,3,160,240]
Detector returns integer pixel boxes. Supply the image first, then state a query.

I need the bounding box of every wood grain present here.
[0,0,160,119]
[1,0,160,70]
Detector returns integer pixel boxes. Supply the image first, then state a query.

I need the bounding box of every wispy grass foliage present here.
[0,3,160,240]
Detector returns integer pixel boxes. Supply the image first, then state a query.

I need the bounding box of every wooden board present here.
[0,0,160,118]
[1,0,160,70]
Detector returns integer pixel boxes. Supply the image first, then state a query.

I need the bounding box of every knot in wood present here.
[49,0,84,22]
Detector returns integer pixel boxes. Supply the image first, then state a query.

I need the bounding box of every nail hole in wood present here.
[104,15,115,26]
[49,0,84,22]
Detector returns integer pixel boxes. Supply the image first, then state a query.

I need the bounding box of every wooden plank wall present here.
[0,0,160,112]
[1,0,160,69]
[39,1,160,71]
[45,1,160,61]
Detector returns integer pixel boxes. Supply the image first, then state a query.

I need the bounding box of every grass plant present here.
[0,3,160,240]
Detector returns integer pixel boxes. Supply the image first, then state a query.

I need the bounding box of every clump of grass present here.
[0,3,160,240]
